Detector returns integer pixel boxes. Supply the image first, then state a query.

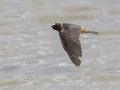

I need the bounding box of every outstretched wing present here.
[59,24,82,66]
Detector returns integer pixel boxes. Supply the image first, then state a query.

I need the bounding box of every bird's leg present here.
[81,26,99,35]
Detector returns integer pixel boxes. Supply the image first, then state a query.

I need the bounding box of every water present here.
[0,0,120,90]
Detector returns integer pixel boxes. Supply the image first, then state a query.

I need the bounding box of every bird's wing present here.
[59,25,82,66]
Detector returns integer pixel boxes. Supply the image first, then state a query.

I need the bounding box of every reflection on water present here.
[0,0,120,90]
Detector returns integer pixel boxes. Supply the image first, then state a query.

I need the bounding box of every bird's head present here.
[51,23,62,31]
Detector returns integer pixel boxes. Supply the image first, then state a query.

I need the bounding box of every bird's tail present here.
[81,26,99,35]
[88,30,99,35]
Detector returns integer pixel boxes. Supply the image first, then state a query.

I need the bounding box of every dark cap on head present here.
[51,23,62,31]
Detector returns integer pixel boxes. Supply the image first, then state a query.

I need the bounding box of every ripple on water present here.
[22,60,46,66]
[0,0,120,89]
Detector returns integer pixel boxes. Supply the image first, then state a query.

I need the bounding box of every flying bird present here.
[51,23,99,66]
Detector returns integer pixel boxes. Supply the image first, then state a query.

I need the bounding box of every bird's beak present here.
[50,24,55,27]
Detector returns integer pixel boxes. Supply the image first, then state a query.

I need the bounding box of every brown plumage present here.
[51,23,99,66]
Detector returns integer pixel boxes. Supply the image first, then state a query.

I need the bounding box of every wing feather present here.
[59,24,82,66]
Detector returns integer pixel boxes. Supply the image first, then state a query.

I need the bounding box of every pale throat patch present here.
[60,23,64,32]
[60,23,63,28]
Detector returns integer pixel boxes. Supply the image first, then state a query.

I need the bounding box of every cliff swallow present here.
[51,23,99,66]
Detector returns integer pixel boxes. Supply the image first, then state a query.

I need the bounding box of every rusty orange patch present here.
[81,26,89,32]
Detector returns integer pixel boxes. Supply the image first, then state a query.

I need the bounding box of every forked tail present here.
[81,26,99,35]
[89,31,99,35]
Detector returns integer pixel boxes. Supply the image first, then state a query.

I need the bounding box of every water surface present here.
[0,0,120,90]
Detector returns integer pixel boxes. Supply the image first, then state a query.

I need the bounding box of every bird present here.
[51,23,99,66]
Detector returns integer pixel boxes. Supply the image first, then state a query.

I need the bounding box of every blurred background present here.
[0,0,120,90]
